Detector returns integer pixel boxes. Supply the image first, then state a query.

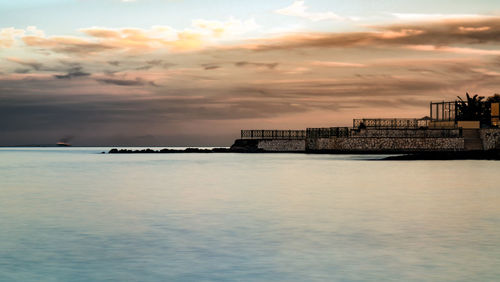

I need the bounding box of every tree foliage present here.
[456,93,485,121]
[487,93,500,103]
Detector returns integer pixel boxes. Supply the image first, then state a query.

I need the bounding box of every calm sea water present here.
[1,148,499,281]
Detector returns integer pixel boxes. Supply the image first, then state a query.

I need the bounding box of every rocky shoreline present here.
[108,148,232,154]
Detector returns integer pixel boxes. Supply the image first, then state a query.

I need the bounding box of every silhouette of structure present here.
[233,94,500,153]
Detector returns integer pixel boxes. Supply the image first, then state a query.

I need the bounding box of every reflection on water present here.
[1,148,499,281]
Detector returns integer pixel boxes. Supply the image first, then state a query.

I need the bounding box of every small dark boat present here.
[57,142,71,147]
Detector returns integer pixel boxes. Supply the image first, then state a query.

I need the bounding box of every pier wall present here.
[257,140,305,152]
[306,137,464,152]
[350,128,461,138]
[480,129,500,150]
[233,128,500,153]
[230,139,305,152]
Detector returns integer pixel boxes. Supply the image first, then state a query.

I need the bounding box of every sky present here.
[1,0,500,146]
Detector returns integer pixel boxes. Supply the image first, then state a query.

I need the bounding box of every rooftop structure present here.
[430,94,500,129]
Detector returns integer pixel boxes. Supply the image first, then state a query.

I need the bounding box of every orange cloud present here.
[311,61,366,67]
[22,35,115,54]
[16,18,258,56]
[9,16,500,58]
[0,27,25,48]
[248,17,500,51]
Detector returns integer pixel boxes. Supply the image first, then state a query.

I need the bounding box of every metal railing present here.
[306,127,461,138]
[241,130,306,140]
[306,127,350,138]
[353,118,429,129]
[351,128,462,138]
[430,101,456,121]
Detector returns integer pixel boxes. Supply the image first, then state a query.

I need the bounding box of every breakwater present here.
[306,137,464,153]
[109,148,231,154]
[230,139,305,152]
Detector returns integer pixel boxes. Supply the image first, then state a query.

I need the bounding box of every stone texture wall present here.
[234,128,500,153]
[307,137,464,152]
[480,129,500,150]
[257,139,306,152]
[351,128,461,138]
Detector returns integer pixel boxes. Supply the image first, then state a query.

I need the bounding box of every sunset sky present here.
[1,0,500,146]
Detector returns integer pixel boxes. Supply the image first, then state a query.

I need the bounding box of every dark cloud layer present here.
[14,68,31,74]
[7,58,44,71]
[95,77,157,86]
[53,67,91,79]
[235,61,279,69]
[202,63,221,70]
[2,55,499,146]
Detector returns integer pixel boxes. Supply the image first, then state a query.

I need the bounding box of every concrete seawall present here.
[480,129,500,150]
[306,137,464,153]
[258,140,305,152]
[230,139,305,152]
[231,128,500,153]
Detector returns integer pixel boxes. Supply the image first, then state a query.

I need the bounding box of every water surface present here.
[1,148,499,281]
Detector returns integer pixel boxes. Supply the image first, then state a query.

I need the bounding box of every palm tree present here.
[456,93,485,121]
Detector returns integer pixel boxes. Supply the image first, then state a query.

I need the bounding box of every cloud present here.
[18,26,202,55]
[2,52,500,146]
[404,45,500,55]
[3,16,500,145]
[53,67,91,79]
[145,59,175,69]
[14,69,31,74]
[202,64,221,70]
[7,17,258,56]
[0,27,25,48]
[192,18,259,37]
[250,17,500,51]
[23,35,116,54]
[146,60,163,66]
[235,61,279,69]
[95,77,156,86]
[0,26,44,48]
[311,61,366,67]
[7,57,44,70]
[392,13,493,21]
[6,16,500,59]
[458,26,491,32]
[80,26,204,52]
[276,1,345,21]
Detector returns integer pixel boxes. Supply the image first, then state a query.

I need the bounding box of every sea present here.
[1,147,499,281]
